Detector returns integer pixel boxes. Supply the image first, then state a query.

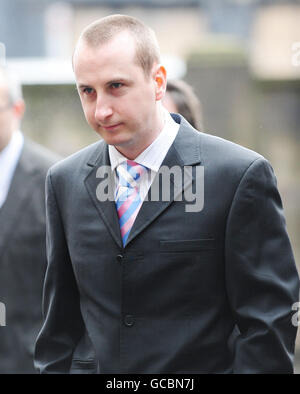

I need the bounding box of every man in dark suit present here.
[0,66,61,373]
[0,67,97,374]
[34,15,299,374]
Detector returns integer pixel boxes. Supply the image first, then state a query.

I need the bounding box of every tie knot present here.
[116,160,147,188]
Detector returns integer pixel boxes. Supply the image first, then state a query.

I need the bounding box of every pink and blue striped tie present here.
[115,160,147,246]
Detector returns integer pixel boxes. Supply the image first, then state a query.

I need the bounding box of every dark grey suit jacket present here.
[34,114,299,374]
[0,139,61,373]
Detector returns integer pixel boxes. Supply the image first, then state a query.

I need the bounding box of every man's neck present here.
[115,106,166,160]
[0,130,14,154]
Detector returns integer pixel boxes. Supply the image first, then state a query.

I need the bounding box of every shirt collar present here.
[0,130,24,208]
[109,110,179,173]
[0,130,24,167]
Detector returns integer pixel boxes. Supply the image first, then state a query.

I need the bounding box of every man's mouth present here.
[102,123,122,131]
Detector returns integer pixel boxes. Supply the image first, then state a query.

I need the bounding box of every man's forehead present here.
[74,38,142,86]
[74,32,137,63]
[0,71,6,88]
[0,75,8,99]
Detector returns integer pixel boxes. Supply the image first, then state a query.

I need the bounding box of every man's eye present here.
[83,87,94,95]
[111,83,123,89]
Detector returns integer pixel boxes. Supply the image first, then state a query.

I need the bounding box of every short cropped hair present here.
[166,79,202,131]
[79,14,161,77]
[0,66,23,104]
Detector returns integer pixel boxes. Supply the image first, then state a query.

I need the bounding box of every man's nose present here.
[94,98,113,123]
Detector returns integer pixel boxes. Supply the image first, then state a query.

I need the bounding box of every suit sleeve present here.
[225,157,299,373]
[34,170,85,373]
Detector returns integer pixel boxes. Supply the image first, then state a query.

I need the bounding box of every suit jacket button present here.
[124,315,134,327]
[116,254,123,263]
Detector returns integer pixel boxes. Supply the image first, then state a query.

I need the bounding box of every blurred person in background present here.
[163,79,202,130]
[0,66,97,374]
[0,66,60,373]
[35,15,299,374]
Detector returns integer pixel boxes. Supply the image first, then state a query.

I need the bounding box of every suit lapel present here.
[0,142,39,258]
[84,142,123,249]
[126,117,202,246]
[84,116,202,249]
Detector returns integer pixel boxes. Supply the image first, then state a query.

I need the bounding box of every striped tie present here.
[115,160,147,246]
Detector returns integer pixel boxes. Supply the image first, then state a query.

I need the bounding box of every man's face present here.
[73,32,166,158]
[0,78,14,151]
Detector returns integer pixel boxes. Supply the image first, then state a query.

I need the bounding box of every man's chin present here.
[103,136,132,148]
[94,128,127,145]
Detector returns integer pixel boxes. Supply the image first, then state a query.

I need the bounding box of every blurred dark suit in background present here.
[0,66,61,373]
[0,66,97,374]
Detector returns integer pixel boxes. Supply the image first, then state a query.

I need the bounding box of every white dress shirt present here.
[109,110,180,202]
[0,130,24,209]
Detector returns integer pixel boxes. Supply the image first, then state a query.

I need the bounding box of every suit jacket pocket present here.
[160,238,216,252]
[70,359,98,374]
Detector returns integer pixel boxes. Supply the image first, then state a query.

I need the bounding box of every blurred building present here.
[1,0,300,80]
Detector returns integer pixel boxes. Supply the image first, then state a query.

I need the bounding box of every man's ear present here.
[13,99,25,121]
[154,64,167,101]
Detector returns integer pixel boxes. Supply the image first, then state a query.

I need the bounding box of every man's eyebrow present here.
[106,77,132,86]
[77,77,133,90]
[77,84,91,89]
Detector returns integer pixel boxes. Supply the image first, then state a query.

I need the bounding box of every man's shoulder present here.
[176,120,268,186]
[48,139,105,179]
[200,131,264,165]
[176,114,264,169]
[21,138,62,176]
